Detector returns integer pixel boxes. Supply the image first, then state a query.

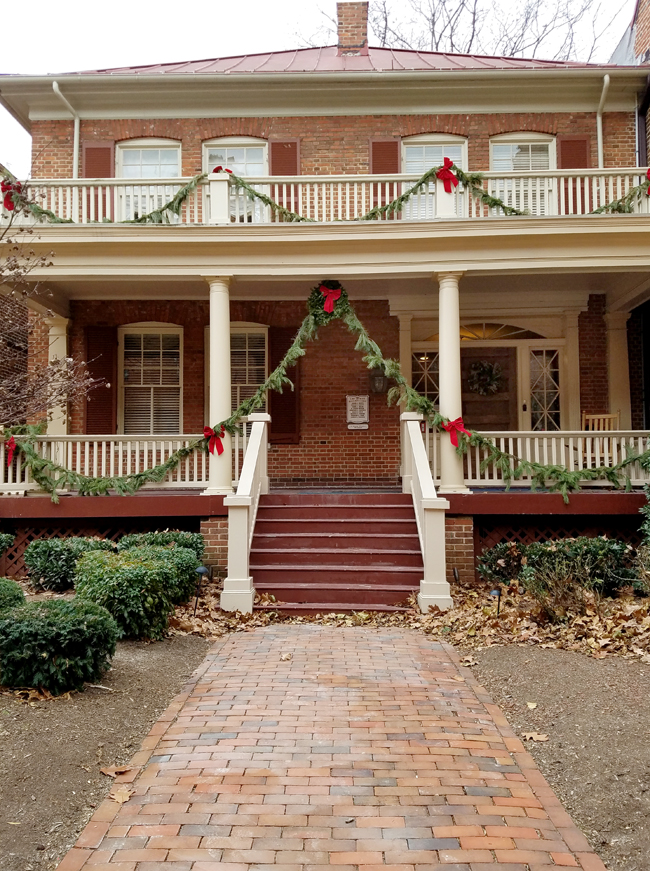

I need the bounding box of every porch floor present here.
[57,625,606,871]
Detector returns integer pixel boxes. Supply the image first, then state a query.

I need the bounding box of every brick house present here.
[2,1,650,612]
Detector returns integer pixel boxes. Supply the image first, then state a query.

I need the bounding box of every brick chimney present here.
[635,0,650,62]
[337,1,369,56]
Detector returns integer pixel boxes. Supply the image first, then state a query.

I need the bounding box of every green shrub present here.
[122,545,199,604]
[0,578,24,612]
[23,537,115,591]
[75,550,175,640]
[117,530,204,560]
[476,541,527,586]
[0,534,14,556]
[0,599,117,695]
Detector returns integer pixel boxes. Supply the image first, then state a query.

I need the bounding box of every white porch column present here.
[398,314,413,387]
[203,276,233,495]
[563,312,582,431]
[436,272,469,493]
[45,316,70,435]
[605,312,632,429]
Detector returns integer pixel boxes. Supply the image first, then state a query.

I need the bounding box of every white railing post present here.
[221,414,270,613]
[401,412,418,494]
[436,179,456,218]
[208,173,231,224]
[401,413,452,613]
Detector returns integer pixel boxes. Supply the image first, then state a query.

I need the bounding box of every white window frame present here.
[401,133,468,172]
[489,132,557,171]
[204,323,269,424]
[202,137,269,176]
[116,138,182,179]
[118,322,183,435]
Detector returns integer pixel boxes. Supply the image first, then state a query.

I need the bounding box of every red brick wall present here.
[68,299,208,434]
[579,294,609,415]
[1,297,28,388]
[200,517,228,573]
[445,515,475,586]
[31,111,636,179]
[636,0,650,60]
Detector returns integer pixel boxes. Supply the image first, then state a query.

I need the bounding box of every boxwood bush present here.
[0,578,25,612]
[118,530,204,560]
[24,537,115,591]
[0,534,14,556]
[75,549,175,640]
[0,599,118,695]
[122,545,199,604]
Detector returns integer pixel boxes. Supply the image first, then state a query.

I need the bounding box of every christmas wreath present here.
[467,360,503,396]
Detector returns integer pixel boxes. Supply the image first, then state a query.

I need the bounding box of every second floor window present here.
[490,135,554,173]
[204,140,268,176]
[118,143,180,178]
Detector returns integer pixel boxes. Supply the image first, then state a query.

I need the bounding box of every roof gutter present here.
[596,73,610,169]
[52,81,79,178]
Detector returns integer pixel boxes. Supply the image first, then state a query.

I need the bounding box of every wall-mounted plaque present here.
[347,395,369,430]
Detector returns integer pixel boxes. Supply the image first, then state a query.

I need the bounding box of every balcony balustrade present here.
[3,168,649,226]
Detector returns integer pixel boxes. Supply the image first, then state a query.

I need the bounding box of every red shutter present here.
[558,136,591,215]
[370,140,400,217]
[85,326,117,434]
[82,142,115,221]
[268,327,300,444]
[82,142,115,178]
[558,137,590,169]
[269,141,300,176]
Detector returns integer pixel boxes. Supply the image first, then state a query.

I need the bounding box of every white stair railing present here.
[400,412,452,612]
[221,413,270,613]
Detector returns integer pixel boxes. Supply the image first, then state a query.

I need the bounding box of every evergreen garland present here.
[6,282,650,503]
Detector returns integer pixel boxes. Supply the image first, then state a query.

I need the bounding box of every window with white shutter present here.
[118,326,183,434]
[203,325,268,424]
[402,135,467,219]
[489,133,556,215]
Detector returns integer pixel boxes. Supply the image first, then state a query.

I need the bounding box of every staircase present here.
[250,493,423,612]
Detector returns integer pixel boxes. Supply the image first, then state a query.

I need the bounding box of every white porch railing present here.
[5,167,649,225]
[221,413,270,613]
[0,428,254,495]
[400,413,453,612]
[423,429,650,488]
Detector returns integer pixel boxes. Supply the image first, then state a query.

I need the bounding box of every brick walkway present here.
[57,626,607,871]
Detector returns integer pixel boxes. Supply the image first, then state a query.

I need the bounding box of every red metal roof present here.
[67,45,615,76]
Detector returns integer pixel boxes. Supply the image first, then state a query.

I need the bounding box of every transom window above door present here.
[117,140,181,178]
[204,138,268,176]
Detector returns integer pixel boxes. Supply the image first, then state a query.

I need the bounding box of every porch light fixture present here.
[369,367,389,394]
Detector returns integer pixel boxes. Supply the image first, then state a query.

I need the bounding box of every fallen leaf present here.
[526,702,538,709]
[109,786,135,804]
[280,653,292,661]
[461,656,478,666]
[101,765,136,778]
[523,732,549,742]
[452,675,465,682]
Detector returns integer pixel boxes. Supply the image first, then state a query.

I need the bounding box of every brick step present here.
[250,565,422,584]
[255,582,416,607]
[255,518,418,534]
[253,533,420,550]
[256,506,416,520]
[250,548,423,567]
[261,493,411,506]
[255,602,413,614]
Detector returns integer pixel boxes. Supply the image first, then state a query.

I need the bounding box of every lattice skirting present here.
[0,518,201,578]
[476,514,643,556]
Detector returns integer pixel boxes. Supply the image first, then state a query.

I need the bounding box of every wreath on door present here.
[467,360,503,396]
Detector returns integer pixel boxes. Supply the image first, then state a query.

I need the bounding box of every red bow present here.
[436,157,459,194]
[5,436,16,466]
[1,179,22,211]
[319,283,341,314]
[204,425,225,455]
[211,166,233,174]
[442,417,471,447]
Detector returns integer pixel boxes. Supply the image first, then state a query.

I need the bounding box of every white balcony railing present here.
[423,429,650,488]
[5,167,649,226]
[0,426,253,495]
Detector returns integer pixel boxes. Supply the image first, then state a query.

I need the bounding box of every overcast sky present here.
[0,0,637,178]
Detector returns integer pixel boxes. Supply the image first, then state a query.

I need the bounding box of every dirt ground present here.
[0,634,211,871]
[472,646,650,871]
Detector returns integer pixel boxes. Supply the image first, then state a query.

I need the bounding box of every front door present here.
[461,346,518,431]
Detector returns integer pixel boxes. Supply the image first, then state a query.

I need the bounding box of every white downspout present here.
[597,74,611,169]
[52,81,79,178]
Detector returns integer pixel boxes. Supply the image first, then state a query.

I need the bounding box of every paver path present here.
[57,626,607,871]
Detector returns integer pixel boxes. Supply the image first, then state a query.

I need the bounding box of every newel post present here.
[208,173,231,224]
